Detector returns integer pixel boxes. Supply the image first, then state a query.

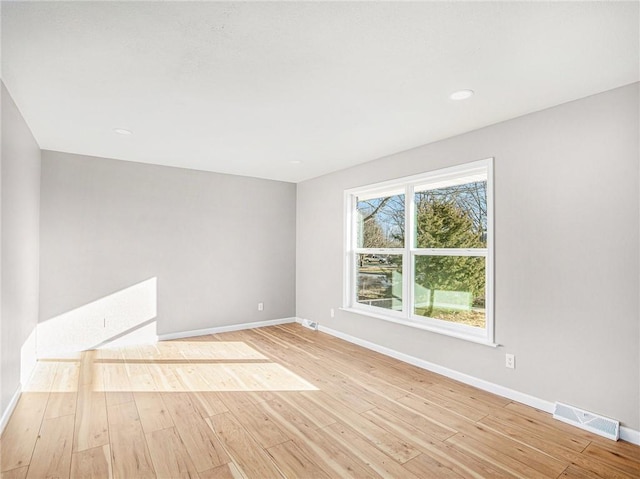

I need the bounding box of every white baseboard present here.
[620,427,640,445]
[0,386,22,435]
[315,323,640,446]
[158,317,296,341]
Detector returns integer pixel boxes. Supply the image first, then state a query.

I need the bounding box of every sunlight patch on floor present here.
[28,339,318,393]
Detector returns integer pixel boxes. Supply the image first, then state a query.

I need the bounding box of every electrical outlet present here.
[258,302,264,311]
[505,353,515,369]
[330,308,335,318]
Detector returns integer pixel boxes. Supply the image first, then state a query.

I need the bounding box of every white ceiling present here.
[2,1,638,183]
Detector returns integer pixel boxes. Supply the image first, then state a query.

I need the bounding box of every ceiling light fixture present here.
[449,89,474,101]
[290,160,301,164]
[113,128,133,135]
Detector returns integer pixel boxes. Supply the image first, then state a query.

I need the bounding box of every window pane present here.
[357,194,405,248]
[415,181,487,248]
[414,255,485,328]
[357,254,402,311]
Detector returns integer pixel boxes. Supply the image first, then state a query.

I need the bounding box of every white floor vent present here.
[553,402,619,441]
[300,319,319,331]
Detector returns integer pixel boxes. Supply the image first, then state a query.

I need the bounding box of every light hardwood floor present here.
[1,323,639,478]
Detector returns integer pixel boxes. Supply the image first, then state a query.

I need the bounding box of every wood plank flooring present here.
[1,323,639,478]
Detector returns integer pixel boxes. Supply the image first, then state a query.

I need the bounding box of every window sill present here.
[339,307,499,347]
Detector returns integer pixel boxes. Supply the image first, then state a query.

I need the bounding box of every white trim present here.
[485,158,495,342]
[342,189,353,310]
[0,386,22,435]
[412,248,488,257]
[316,324,640,445]
[340,307,499,347]
[157,317,296,341]
[2,350,51,434]
[620,427,640,445]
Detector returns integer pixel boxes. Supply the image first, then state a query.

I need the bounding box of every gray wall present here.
[39,151,296,343]
[296,83,640,430]
[1,83,41,413]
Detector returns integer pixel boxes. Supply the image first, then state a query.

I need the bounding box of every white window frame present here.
[343,158,495,346]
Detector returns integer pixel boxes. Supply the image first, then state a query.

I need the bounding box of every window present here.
[344,159,494,344]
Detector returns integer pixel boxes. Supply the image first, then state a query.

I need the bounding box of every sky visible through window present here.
[356,194,405,248]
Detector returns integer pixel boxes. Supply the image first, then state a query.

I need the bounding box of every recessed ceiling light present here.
[449,89,474,101]
[290,160,302,165]
[113,128,133,135]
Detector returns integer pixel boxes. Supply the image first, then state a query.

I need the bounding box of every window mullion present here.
[414,248,488,257]
[354,248,404,254]
[405,184,414,319]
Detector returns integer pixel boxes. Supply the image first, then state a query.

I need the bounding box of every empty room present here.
[1,1,639,478]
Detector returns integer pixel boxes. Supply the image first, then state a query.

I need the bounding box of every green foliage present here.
[417,198,483,248]
[415,198,485,317]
